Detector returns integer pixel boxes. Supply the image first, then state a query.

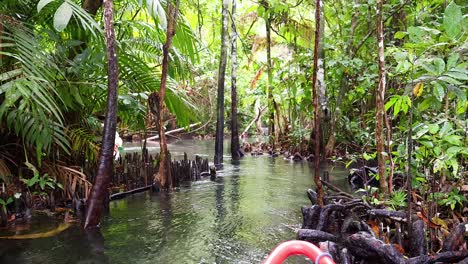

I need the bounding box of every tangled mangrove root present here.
[298,184,468,264]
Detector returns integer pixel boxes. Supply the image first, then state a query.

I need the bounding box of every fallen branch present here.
[321,180,354,198]
[368,209,407,222]
[242,105,266,135]
[146,122,201,141]
[109,186,151,200]
[406,250,468,264]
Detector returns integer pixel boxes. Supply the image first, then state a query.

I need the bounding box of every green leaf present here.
[419,140,434,148]
[53,2,73,32]
[445,71,468,81]
[37,0,56,12]
[439,122,452,136]
[433,82,445,102]
[444,135,462,145]
[414,126,429,139]
[28,175,39,187]
[418,96,436,111]
[447,146,462,155]
[394,31,407,39]
[444,1,462,39]
[363,152,373,161]
[394,97,402,117]
[385,96,397,111]
[40,180,46,190]
[434,58,446,75]
[439,76,462,85]
[447,53,459,69]
[408,26,423,42]
[146,0,167,31]
[428,124,439,134]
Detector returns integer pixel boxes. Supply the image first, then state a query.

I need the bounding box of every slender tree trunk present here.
[214,0,229,165]
[312,0,324,207]
[196,0,203,39]
[385,110,394,193]
[317,0,328,152]
[153,0,180,189]
[264,5,275,146]
[0,23,3,62]
[376,0,388,194]
[230,0,241,160]
[84,0,118,229]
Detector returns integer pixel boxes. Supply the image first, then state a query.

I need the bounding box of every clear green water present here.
[0,139,349,264]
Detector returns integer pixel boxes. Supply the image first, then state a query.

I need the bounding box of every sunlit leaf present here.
[53,2,73,32]
[443,1,462,39]
[37,0,56,13]
[445,71,468,81]
[432,82,445,102]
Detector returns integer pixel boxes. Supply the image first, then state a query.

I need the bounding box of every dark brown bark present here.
[411,220,427,257]
[83,0,103,16]
[230,0,241,160]
[214,0,229,165]
[345,232,405,264]
[407,251,468,264]
[297,229,338,244]
[84,0,118,229]
[312,0,324,206]
[154,0,180,189]
[301,205,322,229]
[316,204,345,232]
[376,0,388,194]
[442,222,468,252]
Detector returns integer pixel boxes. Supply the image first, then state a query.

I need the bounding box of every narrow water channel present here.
[0,139,349,264]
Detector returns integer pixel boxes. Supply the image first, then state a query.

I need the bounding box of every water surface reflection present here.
[0,140,349,264]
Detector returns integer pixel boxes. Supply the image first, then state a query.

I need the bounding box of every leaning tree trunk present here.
[153,0,180,189]
[230,0,241,160]
[312,0,324,207]
[376,0,388,194]
[214,0,229,166]
[84,0,118,229]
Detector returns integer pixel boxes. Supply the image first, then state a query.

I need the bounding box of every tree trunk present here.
[264,2,276,146]
[376,0,388,194]
[312,0,324,207]
[214,0,229,166]
[317,0,328,152]
[84,0,118,229]
[230,0,241,160]
[154,0,180,189]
